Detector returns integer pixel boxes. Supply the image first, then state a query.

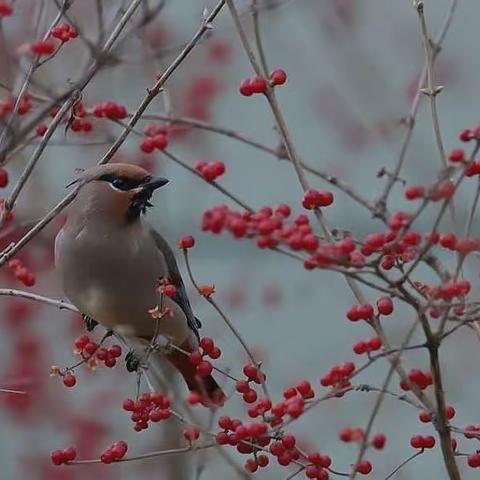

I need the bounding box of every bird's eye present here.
[112,178,130,190]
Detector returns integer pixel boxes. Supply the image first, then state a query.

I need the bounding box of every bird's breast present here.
[55,224,168,333]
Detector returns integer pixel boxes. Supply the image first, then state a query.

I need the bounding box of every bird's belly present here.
[67,267,158,333]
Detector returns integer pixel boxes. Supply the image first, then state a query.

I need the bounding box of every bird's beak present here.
[143,176,169,191]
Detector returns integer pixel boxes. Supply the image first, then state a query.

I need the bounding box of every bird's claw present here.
[125,350,141,372]
[81,314,98,332]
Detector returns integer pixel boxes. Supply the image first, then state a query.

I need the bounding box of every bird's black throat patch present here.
[126,189,154,222]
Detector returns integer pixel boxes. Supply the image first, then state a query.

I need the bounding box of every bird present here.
[55,163,224,405]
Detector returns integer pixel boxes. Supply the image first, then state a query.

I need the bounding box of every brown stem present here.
[429,342,461,480]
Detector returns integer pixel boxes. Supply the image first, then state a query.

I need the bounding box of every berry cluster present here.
[269,435,301,468]
[188,337,222,378]
[278,381,314,418]
[70,118,93,133]
[320,362,355,389]
[464,424,480,438]
[404,179,455,202]
[201,204,367,270]
[51,23,78,42]
[234,364,265,404]
[100,440,128,463]
[140,129,168,153]
[0,93,31,117]
[239,76,267,96]
[305,451,332,479]
[352,336,382,355]
[418,405,455,423]
[122,392,171,431]
[194,160,226,181]
[400,368,433,391]
[339,426,365,442]
[409,434,435,449]
[73,334,122,368]
[302,189,334,209]
[7,258,35,286]
[346,304,373,322]
[246,396,273,419]
[215,417,270,472]
[50,447,77,465]
[91,101,127,119]
[239,69,287,96]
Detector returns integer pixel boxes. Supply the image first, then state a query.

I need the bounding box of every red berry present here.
[183,426,200,441]
[108,344,122,358]
[468,452,480,468]
[31,39,56,55]
[196,360,213,377]
[250,76,267,93]
[243,389,258,403]
[0,2,12,16]
[376,296,393,315]
[448,148,465,163]
[123,398,135,411]
[35,124,48,136]
[356,460,372,475]
[439,232,457,250]
[353,340,367,355]
[459,129,472,142]
[405,185,425,200]
[153,134,168,150]
[302,189,333,209]
[418,410,431,423]
[200,337,214,354]
[423,435,435,448]
[51,450,65,465]
[239,79,253,96]
[188,350,203,366]
[62,447,77,462]
[163,284,177,297]
[177,235,195,249]
[372,433,386,450]
[270,68,287,86]
[111,441,128,459]
[445,405,455,419]
[367,336,382,351]
[63,373,76,387]
[74,335,90,350]
[0,168,8,188]
[282,434,296,449]
[140,137,155,153]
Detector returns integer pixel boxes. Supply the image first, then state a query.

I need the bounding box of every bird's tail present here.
[166,340,225,407]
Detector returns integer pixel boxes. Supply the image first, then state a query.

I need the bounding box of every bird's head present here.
[68,163,169,223]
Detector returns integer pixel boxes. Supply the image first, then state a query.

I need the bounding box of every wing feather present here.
[150,229,200,339]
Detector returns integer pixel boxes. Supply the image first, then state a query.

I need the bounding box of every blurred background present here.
[1,0,480,478]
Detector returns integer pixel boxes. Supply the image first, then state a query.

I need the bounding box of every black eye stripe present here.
[98,174,149,191]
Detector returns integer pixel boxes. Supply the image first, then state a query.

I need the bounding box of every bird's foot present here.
[81,314,98,332]
[125,350,141,372]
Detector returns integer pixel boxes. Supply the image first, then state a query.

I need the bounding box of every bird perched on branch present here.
[55,163,224,405]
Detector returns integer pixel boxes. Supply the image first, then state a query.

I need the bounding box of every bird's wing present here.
[150,228,200,340]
